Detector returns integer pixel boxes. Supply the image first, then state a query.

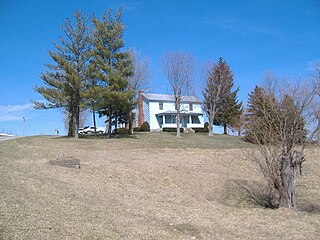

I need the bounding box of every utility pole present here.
[22,117,26,136]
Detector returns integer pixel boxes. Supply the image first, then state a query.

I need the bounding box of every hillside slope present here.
[0,133,319,239]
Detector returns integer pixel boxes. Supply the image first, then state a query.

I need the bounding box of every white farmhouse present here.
[137,92,204,131]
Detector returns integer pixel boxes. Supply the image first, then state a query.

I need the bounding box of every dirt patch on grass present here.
[48,156,81,169]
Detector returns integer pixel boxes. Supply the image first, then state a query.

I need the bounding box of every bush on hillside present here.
[133,127,139,132]
[139,121,150,132]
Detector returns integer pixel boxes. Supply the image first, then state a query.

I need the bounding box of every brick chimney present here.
[138,91,144,127]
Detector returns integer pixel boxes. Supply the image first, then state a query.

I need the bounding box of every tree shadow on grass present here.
[297,200,320,214]
[221,179,320,213]
[221,179,279,209]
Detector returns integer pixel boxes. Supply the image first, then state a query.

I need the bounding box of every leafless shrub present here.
[244,74,317,210]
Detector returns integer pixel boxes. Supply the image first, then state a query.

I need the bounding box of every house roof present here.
[156,110,203,116]
[142,93,202,103]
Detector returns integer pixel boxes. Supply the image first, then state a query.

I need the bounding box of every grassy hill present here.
[0,133,319,239]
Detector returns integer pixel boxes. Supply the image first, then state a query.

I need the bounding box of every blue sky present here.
[0,0,319,135]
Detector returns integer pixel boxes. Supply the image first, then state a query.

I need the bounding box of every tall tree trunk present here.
[128,121,133,135]
[176,100,181,138]
[92,108,97,134]
[278,151,304,209]
[107,109,112,138]
[208,112,214,137]
[114,114,118,133]
[68,109,74,137]
[75,105,80,139]
[223,123,227,135]
[105,115,109,136]
[128,111,134,135]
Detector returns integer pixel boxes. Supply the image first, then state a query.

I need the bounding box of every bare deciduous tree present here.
[128,50,151,134]
[129,50,151,95]
[315,64,320,143]
[163,51,194,137]
[244,74,317,210]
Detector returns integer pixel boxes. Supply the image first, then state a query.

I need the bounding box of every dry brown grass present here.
[0,133,319,239]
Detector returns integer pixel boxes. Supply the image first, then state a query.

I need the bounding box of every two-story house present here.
[137,92,204,131]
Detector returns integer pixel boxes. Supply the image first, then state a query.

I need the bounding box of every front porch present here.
[156,111,204,130]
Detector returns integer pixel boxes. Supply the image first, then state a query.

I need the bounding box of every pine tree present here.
[203,57,241,136]
[279,94,306,147]
[202,60,223,136]
[34,11,90,137]
[243,85,278,143]
[82,62,100,134]
[215,90,242,134]
[90,8,134,137]
[212,58,242,134]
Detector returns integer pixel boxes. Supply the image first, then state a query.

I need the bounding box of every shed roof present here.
[142,93,201,103]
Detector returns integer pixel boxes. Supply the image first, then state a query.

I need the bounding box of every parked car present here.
[83,126,105,134]
[78,128,84,134]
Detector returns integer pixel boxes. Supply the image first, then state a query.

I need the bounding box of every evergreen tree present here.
[82,62,100,134]
[203,57,241,135]
[215,90,242,134]
[34,11,90,137]
[213,58,242,134]
[90,8,134,137]
[244,85,278,143]
[228,111,244,136]
[279,94,306,147]
[202,59,224,136]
